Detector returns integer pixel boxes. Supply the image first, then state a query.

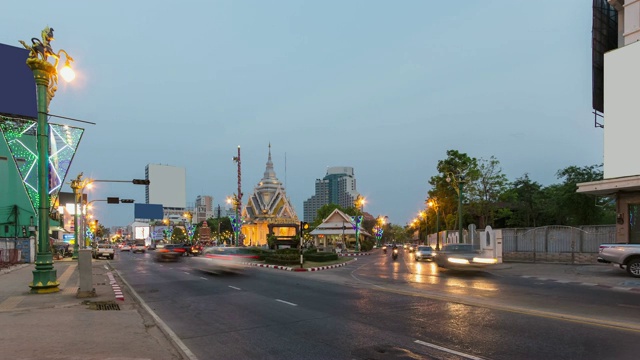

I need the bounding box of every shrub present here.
[305,252,338,262]
[245,247,272,261]
[360,238,375,252]
[265,253,299,265]
[276,248,299,255]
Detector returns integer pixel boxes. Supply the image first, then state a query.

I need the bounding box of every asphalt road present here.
[110,249,640,360]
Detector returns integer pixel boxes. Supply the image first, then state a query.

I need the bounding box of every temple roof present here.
[242,144,298,222]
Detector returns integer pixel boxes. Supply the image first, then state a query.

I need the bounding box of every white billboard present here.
[146,164,186,208]
[604,41,640,178]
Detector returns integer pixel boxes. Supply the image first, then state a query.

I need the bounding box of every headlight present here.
[447,257,470,264]
[472,257,498,264]
[431,252,437,256]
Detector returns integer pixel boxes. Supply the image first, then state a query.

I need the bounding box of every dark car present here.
[434,244,497,270]
[154,247,181,262]
[414,245,435,261]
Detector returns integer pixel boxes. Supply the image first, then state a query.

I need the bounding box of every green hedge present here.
[265,253,299,265]
[245,247,273,261]
[275,248,299,255]
[304,252,338,262]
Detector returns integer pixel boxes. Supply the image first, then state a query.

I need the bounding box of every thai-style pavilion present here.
[309,208,370,252]
[240,144,298,246]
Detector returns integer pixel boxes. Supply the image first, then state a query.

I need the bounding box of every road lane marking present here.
[275,299,297,306]
[199,277,208,280]
[228,286,241,290]
[183,272,191,275]
[414,340,485,360]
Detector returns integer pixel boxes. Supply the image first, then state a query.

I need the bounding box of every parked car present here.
[598,243,640,277]
[434,244,497,270]
[190,247,259,274]
[414,245,435,262]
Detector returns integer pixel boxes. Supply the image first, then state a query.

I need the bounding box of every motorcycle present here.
[392,248,398,261]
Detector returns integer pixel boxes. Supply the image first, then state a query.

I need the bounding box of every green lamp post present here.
[447,173,466,244]
[429,199,440,250]
[20,27,75,293]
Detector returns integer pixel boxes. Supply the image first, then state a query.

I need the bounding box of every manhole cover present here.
[85,301,120,311]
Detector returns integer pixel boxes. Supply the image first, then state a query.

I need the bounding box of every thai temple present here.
[240,144,299,246]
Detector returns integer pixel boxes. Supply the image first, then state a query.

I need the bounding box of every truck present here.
[597,244,640,277]
[92,243,115,260]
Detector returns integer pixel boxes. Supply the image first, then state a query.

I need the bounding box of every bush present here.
[303,247,318,255]
[360,238,375,252]
[265,253,299,265]
[304,252,338,262]
[276,248,299,255]
[245,247,272,261]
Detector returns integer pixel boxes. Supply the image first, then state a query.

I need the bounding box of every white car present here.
[121,244,131,251]
[191,247,259,274]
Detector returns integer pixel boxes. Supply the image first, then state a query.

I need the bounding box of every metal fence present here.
[501,225,615,264]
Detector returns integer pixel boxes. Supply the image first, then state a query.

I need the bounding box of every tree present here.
[467,156,508,227]
[503,173,544,227]
[312,204,354,226]
[549,164,614,225]
[427,149,479,231]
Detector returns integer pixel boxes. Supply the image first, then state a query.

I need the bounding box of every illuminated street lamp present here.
[355,195,366,214]
[20,27,75,293]
[70,173,93,259]
[428,199,440,250]
[227,194,241,246]
[446,172,466,243]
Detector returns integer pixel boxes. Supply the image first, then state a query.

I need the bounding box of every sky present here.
[1,0,602,228]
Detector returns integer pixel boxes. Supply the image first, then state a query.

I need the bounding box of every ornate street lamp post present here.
[21,27,75,293]
[351,215,363,252]
[428,199,440,250]
[447,173,466,243]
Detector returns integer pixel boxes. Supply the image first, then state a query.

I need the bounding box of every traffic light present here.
[107,197,119,204]
[120,199,134,203]
[300,221,309,231]
[132,179,150,185]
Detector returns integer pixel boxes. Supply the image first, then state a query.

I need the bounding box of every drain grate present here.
[86,301,121,311]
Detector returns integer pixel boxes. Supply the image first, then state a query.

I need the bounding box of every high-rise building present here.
[303,166,360,222]
[145,164,186,220]
[194,195,213,224]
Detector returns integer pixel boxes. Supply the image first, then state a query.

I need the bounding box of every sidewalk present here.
[0,258,187,360]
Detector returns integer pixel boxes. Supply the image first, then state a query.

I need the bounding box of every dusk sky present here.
[1,1,602,228]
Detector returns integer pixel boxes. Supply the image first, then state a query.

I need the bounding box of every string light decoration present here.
[351,215,363,252]
[0,115,84,212]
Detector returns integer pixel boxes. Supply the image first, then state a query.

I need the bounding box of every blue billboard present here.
[0,43,37,118]
[134,203,164,220]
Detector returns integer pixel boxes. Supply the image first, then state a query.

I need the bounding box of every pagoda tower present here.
[241,144,299,245]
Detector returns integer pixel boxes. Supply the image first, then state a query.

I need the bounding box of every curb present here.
[106,271,125,301]
[0,263,30,276]
[339,252,370,257]
[245,258,356,272]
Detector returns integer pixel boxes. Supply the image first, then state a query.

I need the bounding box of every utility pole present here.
[232,146,242,246]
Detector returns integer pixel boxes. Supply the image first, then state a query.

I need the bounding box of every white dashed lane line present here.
[414,340,485,360]
[228,286,241,290]
[275,299,297,306]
